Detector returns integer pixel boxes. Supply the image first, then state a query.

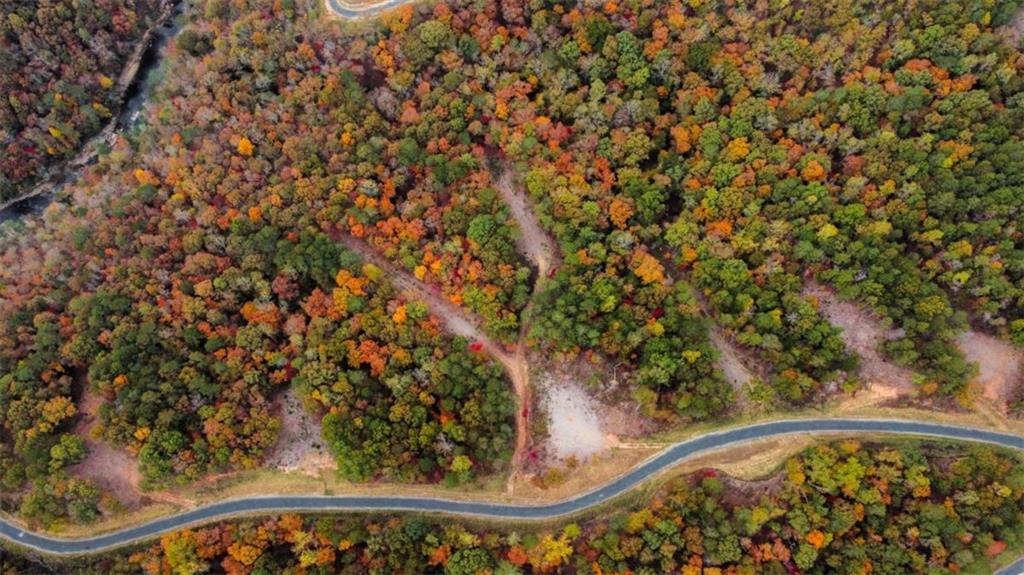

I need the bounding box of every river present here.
[0,1,186,224]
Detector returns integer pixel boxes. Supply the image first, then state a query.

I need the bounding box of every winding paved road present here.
[325,0,413,19]
[2,418,1022,570]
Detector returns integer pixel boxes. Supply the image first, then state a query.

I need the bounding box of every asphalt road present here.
[1,418,1022,571]
[325,0,415,18]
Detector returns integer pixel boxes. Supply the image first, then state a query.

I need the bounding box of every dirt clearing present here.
[67,389,143,508]
[538,368,651,463]
[956,330,1021,406]
[494,166,560,277]
[707,327,764,409]
[804,281,915,398]
[264,388,334,474]
[542,383,606,461]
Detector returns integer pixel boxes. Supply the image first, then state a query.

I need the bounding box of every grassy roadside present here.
[3,417,1019,542]
[7,395,1021,541]
[4,435,1021,574]
[2,378,1019,547]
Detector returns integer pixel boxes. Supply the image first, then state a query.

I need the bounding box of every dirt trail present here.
[337,235,532,489]
[491,165,568,490]
[337,236,516,368]
[494,166,560,278]
[707,328,757,399]
[341,163,565,495]
[803,281,915,398]
[674,269,767,406]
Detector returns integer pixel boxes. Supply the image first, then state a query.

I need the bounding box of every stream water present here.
[0,2,185,223]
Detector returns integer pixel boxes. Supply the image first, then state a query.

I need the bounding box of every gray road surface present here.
[1,417,1022,572]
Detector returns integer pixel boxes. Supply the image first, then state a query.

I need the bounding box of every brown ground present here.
[707,326,766,410]
[494,165,561,278]
[536,360,652,465]
[957,330,1021,407]
[263,388,334,475]
[67,389,143,508]
[804,281,916,400]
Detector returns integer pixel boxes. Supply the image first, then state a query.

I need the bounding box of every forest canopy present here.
[0,0,161,201]
[2,0,1024,528]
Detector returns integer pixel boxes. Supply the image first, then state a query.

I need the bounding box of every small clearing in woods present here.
[494,166,560,277]
[956,330,1021,405]
[707,328,757,405]
[720,471,787,508]
[67,389,143,508]
[804,281,915,399]
[264,388,334,474]
[539,369,650,463]
[542,383,605,461]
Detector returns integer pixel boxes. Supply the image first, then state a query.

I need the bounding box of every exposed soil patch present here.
[719,470,786,509]
[804,281,915,399]
[956,330,1021,406]
[707,326,765,410]
[494,166,560,278]
[537,363,652,464]
[542,382,606,461]
[263,388,334,474]
[67,389,143,508]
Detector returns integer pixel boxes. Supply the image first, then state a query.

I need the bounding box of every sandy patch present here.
[956,330,1021,406]
[263,388,335,475]
[542,382,606,461]
[538,366,651,463]
[804,281,915,398]
[67,389,143,508]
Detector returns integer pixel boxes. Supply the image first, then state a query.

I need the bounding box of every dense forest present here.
[2,0,1024,527]
[0,0,161,202]
[4,441,1023,574]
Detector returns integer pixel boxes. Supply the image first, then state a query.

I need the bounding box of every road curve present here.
[1,418,1022,560]
[325,0,414,19]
